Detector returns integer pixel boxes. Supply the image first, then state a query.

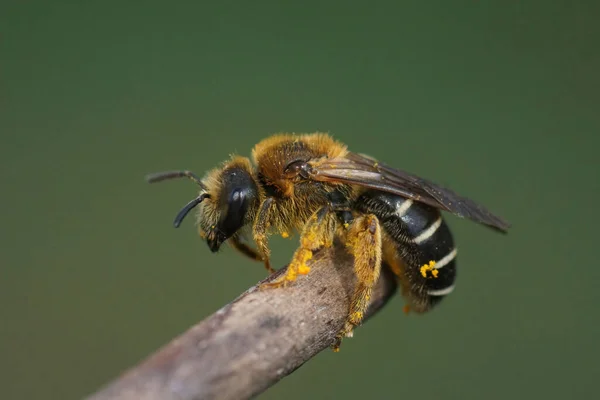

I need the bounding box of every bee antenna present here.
[146,170,208,192]
[173,193,210,228]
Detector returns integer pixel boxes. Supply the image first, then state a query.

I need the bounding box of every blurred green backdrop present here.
[1,1,598,399]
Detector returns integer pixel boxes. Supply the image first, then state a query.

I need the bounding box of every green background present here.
[2,1,598,399]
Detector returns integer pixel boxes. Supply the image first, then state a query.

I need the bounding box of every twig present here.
[85,243,398,400]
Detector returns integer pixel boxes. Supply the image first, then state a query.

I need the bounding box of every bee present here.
[147,133,509,350]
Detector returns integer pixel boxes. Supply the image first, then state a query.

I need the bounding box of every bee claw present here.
[331,337,342,352]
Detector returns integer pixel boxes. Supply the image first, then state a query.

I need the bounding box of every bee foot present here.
[331,337,342,352]
[340,321,355,338]
[259,279,287,290]
[331,321,356,352]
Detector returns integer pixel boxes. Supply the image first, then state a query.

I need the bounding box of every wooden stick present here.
[85,244,398,400]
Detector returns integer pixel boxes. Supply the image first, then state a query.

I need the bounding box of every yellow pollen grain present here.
[295,249,313,275]
[298,265,311,275]
[305,231,317,242]
[420,260,437,278]
[285,270,297,282]
[351,311,363,322]
[281,231,290,238]
[302,250,313,262]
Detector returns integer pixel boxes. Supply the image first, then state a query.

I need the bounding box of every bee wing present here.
[307,152,510,233]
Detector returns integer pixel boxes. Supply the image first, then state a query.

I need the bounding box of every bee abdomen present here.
[355,191,458,311]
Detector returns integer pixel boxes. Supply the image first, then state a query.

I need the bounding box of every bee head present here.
[200,165,259,252]
[146,158,259,253]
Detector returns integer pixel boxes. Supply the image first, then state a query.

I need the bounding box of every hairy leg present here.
[261,206,336,289]
[332,214,382,351]
[252,197,276,274]
[229,236,263,262]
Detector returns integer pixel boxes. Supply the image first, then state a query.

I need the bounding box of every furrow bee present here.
[147,133,509,350]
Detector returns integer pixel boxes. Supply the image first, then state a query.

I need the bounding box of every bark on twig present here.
[85,244,398,400]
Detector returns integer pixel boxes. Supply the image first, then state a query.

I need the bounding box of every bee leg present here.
[261,206,336,289]
[253,197,276,274]
[228,236,263,262]
[332,214,382,352]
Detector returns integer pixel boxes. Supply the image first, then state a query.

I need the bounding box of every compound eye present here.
[230,188,244,204]
[283,159,311,179]
[218,188,248,235]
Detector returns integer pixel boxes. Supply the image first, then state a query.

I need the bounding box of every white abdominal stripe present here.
[427,248,458,296]
[434,248,458,269]
[413,216,443,244]
[395,198,414,217]
[387,194,458,299]
[428,285,456,296]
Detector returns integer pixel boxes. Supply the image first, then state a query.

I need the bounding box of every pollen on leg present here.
[298,264,311,275]
[297,249,313,275]
[350,311,364,325]
[420,260,438,278]
[283,248,312,282]
[301,231,318,247]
